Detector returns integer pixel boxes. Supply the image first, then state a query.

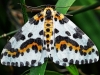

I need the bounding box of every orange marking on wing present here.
[82,48,93,53]
[55,13,64,20]
[55,40,93,53]
[6,42,42,56]
[33,13,44,21]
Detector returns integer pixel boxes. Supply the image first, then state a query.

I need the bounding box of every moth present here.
[0,5,99,67]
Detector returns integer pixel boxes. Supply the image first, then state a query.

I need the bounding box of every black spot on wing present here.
[14,29,22,39]
[73,33,82,39]
[74,27,84,35]
[80,50,84,55]
[29,18,39,25]
[47,48,50,52]
[82,52,86,56]
[20,62,24,67]
[4,42,11,50]
[59,20,64,24]
[63,16,69,23]
[50,57,53,61]
[8,54,11,57]
[39,30,43,35]
[88,51,91,55]
[55,12,60,17]
[43,47,46,50]
[54,18,57,21]
[89,59,93,63]
[69,46,72,51]
[25,61,30,66]
[73,27,85,39]
[2,62,6,65]
[81,60,84,64]
[0,54,3,59]
[44,40,46,45]
[75,60,79,64]
[79,39,95,53]
[12,55,16,58]
[65,31,71,36]
[15,62,18,66]
[92,49,95,52]
[37,12,43,17]
[31,60,36,66]
[40,18,44,22]
[69,59,74,64]
[75,49,78,53]
[14,29,25,41]
[3,52,7,56]
[38,62,42,66]
[26,48,30,53]
[94,58,97,62]
[59,16,69,24]
[11,62,14,66]
[28,32,33,37]
[95,51,99,56]
[63,58,68,62]
[54,28,59,33]
[4,42,19,54]
[21,52,24,56]
[16,52,20,57]
[7,62,10,66]
[56,61,59,64]
[62,63,66,66]
[32,45,38,53]
[51,47,54,50]
[87,39,94,47]
[60,44,66,51]
[20,34,25,40]
[85,59,88,64]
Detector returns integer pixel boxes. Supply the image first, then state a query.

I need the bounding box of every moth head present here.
[43,6,55,17]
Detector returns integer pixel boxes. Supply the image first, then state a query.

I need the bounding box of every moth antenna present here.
[55,6,71,8]
[23,4,55,12]
[64,14,73,16]
[24,5,42,12]
[18,3,42,12]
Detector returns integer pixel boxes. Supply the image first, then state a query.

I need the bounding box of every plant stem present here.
[0,30,18,38]
[20,0,28,23]
[68,2,100,15]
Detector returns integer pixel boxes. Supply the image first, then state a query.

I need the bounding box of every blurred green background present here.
[0,0,100,75]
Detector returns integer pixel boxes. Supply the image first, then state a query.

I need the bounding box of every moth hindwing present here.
[1,5,99,67]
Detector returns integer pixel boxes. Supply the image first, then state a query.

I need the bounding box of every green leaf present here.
[45,70,63,75]
[29,61,47,75]
[20,0,28,23]
[56,0,76,14]
[66,65,79,75]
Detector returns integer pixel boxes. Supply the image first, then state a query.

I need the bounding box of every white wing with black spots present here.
[53,15,99,66]
[1,12,48,67]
